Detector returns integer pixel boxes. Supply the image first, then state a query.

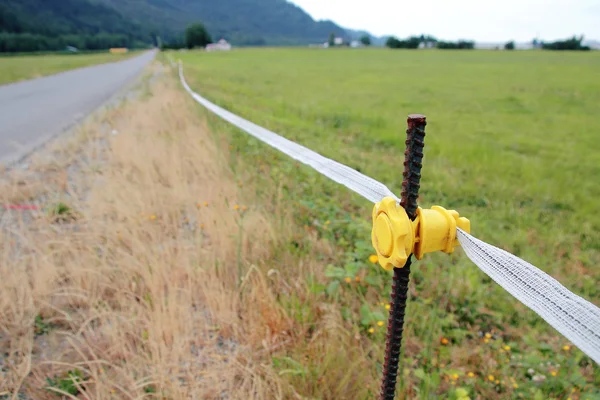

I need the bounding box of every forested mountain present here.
[0,0,356,52]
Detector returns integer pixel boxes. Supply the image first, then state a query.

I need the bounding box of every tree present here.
[360,35,371,46]
[542,35,590,51]
[328,32,335,47]
[504,41,515,50]
[185,23,212,49]
[385,35,423,49]
[385,36,401,49]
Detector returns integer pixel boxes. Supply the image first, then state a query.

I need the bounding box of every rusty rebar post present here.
[379,114,426,400]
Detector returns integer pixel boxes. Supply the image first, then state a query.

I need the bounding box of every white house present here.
[206,39,232,52]
[334,37,344,46]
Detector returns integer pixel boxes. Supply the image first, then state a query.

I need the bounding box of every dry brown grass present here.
[0,64,377,399]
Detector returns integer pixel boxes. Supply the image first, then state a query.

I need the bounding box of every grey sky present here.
[291,0,600,42]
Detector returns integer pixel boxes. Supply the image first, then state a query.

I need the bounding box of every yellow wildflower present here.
[344,277,351,283]
[504,345,511,351]
[452,374,459,380]
[513,383,519,389]
[234,205,240,210]
[150,215,157,221]
[563,345,571,351]
[488,375,495,382]
[377,321,384,327]
[485,333,492,339]
[325,220,331,225]
[369,254,379,264]
[467,372,475,378]
[484,338,490,344]
[196,202,202,208]
[200,223,205,229]
[551,371,557,377]
[440,337,449,345]
[204,201,209,207]
[368,328,375,334]
[385,304,391,310]
[495,380,500,385]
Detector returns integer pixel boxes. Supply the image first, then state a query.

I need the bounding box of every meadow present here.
[177,48,600,399]
[0,51,137,85]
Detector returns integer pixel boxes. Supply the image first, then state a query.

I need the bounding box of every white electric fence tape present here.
[457,229,600,364]
[177,60,600,364]
[178,63,398,204]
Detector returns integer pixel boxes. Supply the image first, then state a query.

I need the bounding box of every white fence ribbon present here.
[177,61,600,364]
[178,63,398,204]
[457,229,600,364]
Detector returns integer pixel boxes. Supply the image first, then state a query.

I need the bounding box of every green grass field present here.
[178,49,600,399]
[0,52,138,85]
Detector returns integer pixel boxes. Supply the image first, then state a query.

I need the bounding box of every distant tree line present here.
[0,32,148,53]
[0,0,153,53]
[436,40,475,49]
[541,35,590,51]
[384,34,592,51]
[385,35,474,50]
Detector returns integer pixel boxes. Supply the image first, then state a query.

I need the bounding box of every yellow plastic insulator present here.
[371,197,470,271]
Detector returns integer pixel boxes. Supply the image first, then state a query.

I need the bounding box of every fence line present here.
[175,60,600,365]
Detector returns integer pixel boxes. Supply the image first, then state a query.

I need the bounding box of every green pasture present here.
[0,51,137,85]
[178,48,600,399]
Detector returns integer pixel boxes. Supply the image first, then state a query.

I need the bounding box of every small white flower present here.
[527,368,535,375]
[532,374,546,383]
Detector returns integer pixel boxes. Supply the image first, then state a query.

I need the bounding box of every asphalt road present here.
[0,50,156,165]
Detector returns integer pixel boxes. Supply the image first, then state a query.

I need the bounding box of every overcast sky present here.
[291,0,600,42]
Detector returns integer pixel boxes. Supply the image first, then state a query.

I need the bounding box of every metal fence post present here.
[379,114,426,400]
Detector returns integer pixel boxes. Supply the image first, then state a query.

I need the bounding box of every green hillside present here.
[0,0,354,52]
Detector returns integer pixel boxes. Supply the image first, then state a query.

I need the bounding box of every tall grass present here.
[0,64,384,399]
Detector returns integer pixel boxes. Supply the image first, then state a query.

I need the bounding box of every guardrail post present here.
[379,114,426,400]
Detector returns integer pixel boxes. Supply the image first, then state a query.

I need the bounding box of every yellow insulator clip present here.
[371,197,471,271]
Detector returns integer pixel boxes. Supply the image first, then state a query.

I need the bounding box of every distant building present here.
[206,39,232,52]
[65,46,79,53]
[334,37,344,46]
[350,40,362,48]
[418,42,435,49]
